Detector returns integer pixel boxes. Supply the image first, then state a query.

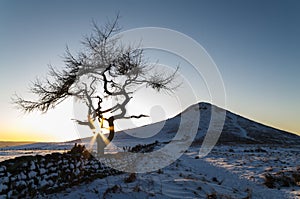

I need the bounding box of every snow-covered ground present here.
[41,145,299,199]
[1,143,299,198]
[0,149,68,162]
[0,142,73,162]
[205,145,300,198]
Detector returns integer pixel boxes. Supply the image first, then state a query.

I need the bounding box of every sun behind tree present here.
[13,15,179,157]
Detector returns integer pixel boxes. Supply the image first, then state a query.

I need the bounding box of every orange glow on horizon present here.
[0,130,55,142]
[1,109,299,142]
[0,125,79,142]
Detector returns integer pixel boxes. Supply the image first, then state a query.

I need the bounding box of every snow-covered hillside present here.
[111,102,300,146]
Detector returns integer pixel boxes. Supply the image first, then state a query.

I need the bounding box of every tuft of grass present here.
[206,192,217,199]
[124,173,136,183]
[264,170,300,189]
[103,185,121,198]
[157,169,163,174]
[133,185,141,192]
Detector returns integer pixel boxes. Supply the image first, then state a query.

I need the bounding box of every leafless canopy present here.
[13,15,179,140]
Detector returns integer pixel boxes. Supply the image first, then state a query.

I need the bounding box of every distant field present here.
[0,141,34,148]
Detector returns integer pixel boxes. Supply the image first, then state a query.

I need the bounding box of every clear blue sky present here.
[0,0,299,141]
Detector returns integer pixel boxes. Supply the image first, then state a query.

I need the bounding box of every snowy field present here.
[1,141,299,198]
[204,145,300,198]
[0,142,73,162]
[40,144,299,199]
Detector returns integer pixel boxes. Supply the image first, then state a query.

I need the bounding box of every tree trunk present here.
[96,133,105,157]
[96,116,115,157]
[107,116,115,142]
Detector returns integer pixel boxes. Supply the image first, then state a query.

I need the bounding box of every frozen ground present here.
[204,145,300,198]
[39,144,299,199]
[0,142,73,162]
[1,143,299,198]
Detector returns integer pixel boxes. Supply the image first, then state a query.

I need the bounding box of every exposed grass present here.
[264,169,300,189]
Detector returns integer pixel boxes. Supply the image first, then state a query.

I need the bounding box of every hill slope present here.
[114,102,300,146]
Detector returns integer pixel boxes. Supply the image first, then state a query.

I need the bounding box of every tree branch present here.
[122,114,149,119]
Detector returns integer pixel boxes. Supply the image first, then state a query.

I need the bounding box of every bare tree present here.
[13,15,179,156]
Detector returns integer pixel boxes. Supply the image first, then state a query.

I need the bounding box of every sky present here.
[0,0,299,141]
